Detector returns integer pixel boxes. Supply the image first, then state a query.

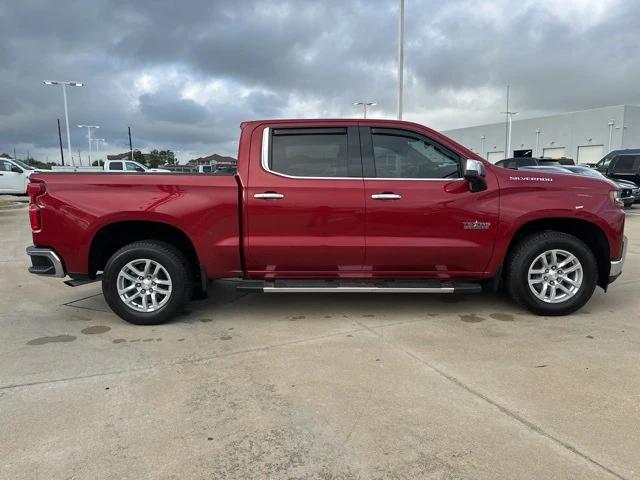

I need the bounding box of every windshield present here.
[11,159,35,170]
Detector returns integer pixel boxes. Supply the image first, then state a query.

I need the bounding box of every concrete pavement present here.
[1,203,639,479]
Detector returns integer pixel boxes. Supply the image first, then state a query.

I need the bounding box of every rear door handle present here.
[254,192,285,199]
[371,193,401,200]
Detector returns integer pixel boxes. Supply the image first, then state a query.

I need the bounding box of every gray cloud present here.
[0,0,637,162]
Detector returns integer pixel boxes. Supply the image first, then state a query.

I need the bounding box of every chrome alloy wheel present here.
[116,259,173,312]
[527,249,583,304]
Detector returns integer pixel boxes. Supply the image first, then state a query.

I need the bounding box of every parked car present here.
[495,157,575,169]
[26,119,627,324]
[519,165,574,174]
[0,158,41,194]
[561,165,640,207]
[594,150,640,187]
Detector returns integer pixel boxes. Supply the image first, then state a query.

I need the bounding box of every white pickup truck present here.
[0,158,41,194]
[51,160,171,173]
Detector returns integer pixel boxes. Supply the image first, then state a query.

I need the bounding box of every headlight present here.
[611,190,624,207]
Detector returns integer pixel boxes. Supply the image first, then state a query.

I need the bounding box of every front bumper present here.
[26,246,66,278]
[608,236,627,283]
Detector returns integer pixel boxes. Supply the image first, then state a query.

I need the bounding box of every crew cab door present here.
[245,125,365,276]
[0,160,26,193]
[361,127,499,277]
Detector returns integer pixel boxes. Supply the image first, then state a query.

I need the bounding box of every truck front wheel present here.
[505,231,597,316]
[102,241,193,325]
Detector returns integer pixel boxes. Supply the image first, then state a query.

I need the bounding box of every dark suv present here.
[595,149,640,187]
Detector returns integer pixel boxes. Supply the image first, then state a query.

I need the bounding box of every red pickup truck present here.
[26,119,627,324]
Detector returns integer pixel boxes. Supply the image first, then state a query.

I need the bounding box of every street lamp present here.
[397,0,404,120]
[353,102,376,119]
[607,120,615,153]
[43,80,84,167]
[480,135,486,158]
[500,110,519,158]
[77,125,99,166]
[93,138,105,163]
[535,128,541,157]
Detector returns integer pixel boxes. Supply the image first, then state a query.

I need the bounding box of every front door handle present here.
[254,192,285,199]
[371,193,401,200]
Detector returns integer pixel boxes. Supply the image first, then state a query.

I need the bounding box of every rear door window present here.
[109,161,123,170]
[269,128,355,177]
[611,156,640,173]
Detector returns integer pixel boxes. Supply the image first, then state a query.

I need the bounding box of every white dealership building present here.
[442,105,640,164]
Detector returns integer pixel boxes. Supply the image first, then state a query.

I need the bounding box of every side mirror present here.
[463,159,487,192]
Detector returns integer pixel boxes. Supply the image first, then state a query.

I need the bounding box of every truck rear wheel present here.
[505,231,597,316]
[102,241,192,325]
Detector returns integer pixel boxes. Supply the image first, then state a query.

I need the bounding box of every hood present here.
[613,179,639,188]
[493,165,617,193]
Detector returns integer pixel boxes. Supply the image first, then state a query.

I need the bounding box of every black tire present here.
[102,240,193,325]
[624,202,633,209]
[505,231,597,316]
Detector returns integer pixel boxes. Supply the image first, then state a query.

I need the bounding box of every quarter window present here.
[371,132,461,179]
[270,129,350,177]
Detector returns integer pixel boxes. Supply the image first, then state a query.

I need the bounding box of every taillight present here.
[27,181,45,204]
[29,205,42,231]
[27,180,45,232]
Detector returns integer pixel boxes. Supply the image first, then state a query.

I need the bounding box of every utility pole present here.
[13,147,16,160]
[535,128,541,157]
[78,149,82,167]
[128,126,133,161]
[480,135,486,159]
[58,118,65,165]
[397,0,405,120]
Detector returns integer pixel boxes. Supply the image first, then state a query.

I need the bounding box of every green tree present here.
[0,153,10,158]
[132,150,145,164]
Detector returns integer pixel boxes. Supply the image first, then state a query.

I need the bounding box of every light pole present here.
[353,102,376,119]
[94,138,105,164]
[78,125,99,166]
[480,135,486,158]
[397,0,404,120]
[535,128,541,157]
[500,110,518,158]
[607,120,615,153]
[43,80,84,167]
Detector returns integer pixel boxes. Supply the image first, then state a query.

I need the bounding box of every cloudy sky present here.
[0,0,637,163]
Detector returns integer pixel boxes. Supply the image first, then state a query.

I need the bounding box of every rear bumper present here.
[26,246,66,278]
[608,236,627,284]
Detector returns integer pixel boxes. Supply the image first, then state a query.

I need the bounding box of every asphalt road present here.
[1,200,639,479]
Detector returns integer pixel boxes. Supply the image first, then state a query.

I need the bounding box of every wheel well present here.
[89,221,200,282]
[504,218,610,289]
